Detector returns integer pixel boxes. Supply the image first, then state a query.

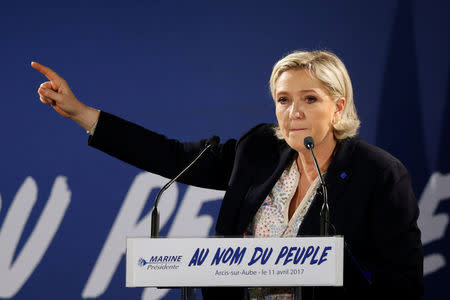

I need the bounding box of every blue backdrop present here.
[0,0,448,299]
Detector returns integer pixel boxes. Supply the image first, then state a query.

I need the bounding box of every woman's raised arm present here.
[31,62,100,132]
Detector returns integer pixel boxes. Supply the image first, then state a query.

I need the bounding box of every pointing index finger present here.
[31,61,63,83]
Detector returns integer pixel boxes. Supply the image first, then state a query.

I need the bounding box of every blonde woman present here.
[32,50,423,300]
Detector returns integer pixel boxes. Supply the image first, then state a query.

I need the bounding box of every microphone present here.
[205,135,220,147]
[303,136,330,236]
[150,136,220,238]
[305,138,372,283]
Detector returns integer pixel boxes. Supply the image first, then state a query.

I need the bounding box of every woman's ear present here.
[335,97,346,120]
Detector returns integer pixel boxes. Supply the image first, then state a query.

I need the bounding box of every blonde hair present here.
[270,50,360,140]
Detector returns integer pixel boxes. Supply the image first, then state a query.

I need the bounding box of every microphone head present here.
[206,136,220,147]
[304,136,315,150]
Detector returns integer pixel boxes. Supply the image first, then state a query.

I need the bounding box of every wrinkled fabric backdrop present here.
[0,0,448,299]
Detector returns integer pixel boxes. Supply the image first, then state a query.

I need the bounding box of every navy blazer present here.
[89,111,423,300]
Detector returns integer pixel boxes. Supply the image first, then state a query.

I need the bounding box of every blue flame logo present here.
[138,257,149,267]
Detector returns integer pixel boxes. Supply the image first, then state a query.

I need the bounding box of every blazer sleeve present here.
[88,111,237,190]
[369,161,423,297]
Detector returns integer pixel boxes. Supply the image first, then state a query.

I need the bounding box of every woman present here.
[32,50,423,300]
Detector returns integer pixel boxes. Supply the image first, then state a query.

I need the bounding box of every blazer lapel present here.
[238,142,297,233]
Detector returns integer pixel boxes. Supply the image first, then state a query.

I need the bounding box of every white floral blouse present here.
[248,159,321,238]
[247,160,322,300]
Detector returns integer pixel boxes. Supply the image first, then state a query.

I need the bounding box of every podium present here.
[126,236,343,298]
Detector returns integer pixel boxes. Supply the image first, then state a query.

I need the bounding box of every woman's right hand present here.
[32,62,100,131]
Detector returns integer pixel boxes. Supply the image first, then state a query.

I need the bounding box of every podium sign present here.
[126,236,343,287]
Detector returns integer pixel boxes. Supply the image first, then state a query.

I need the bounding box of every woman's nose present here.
[289,104,304,119]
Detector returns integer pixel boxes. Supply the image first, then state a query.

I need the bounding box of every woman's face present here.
[275,69,343,152]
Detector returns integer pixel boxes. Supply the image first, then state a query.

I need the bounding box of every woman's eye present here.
[278,97,288,104]
[305,96,317,103]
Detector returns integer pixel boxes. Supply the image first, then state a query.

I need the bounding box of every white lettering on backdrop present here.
[0,176,71,298]
[418,172,450,275]
[1,172,447,299]
[81,172,224,299]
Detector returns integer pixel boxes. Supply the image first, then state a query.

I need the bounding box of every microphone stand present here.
[150,142,215,238]
[310,152,329,237]
[299,137,330,300]
[303,137,330,236]
[150,137,219,300]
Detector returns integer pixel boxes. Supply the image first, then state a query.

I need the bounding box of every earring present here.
[333,115,340,124]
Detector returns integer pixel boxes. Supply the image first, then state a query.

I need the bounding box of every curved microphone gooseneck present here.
[150,136,220,238]
[304,136,330,236]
